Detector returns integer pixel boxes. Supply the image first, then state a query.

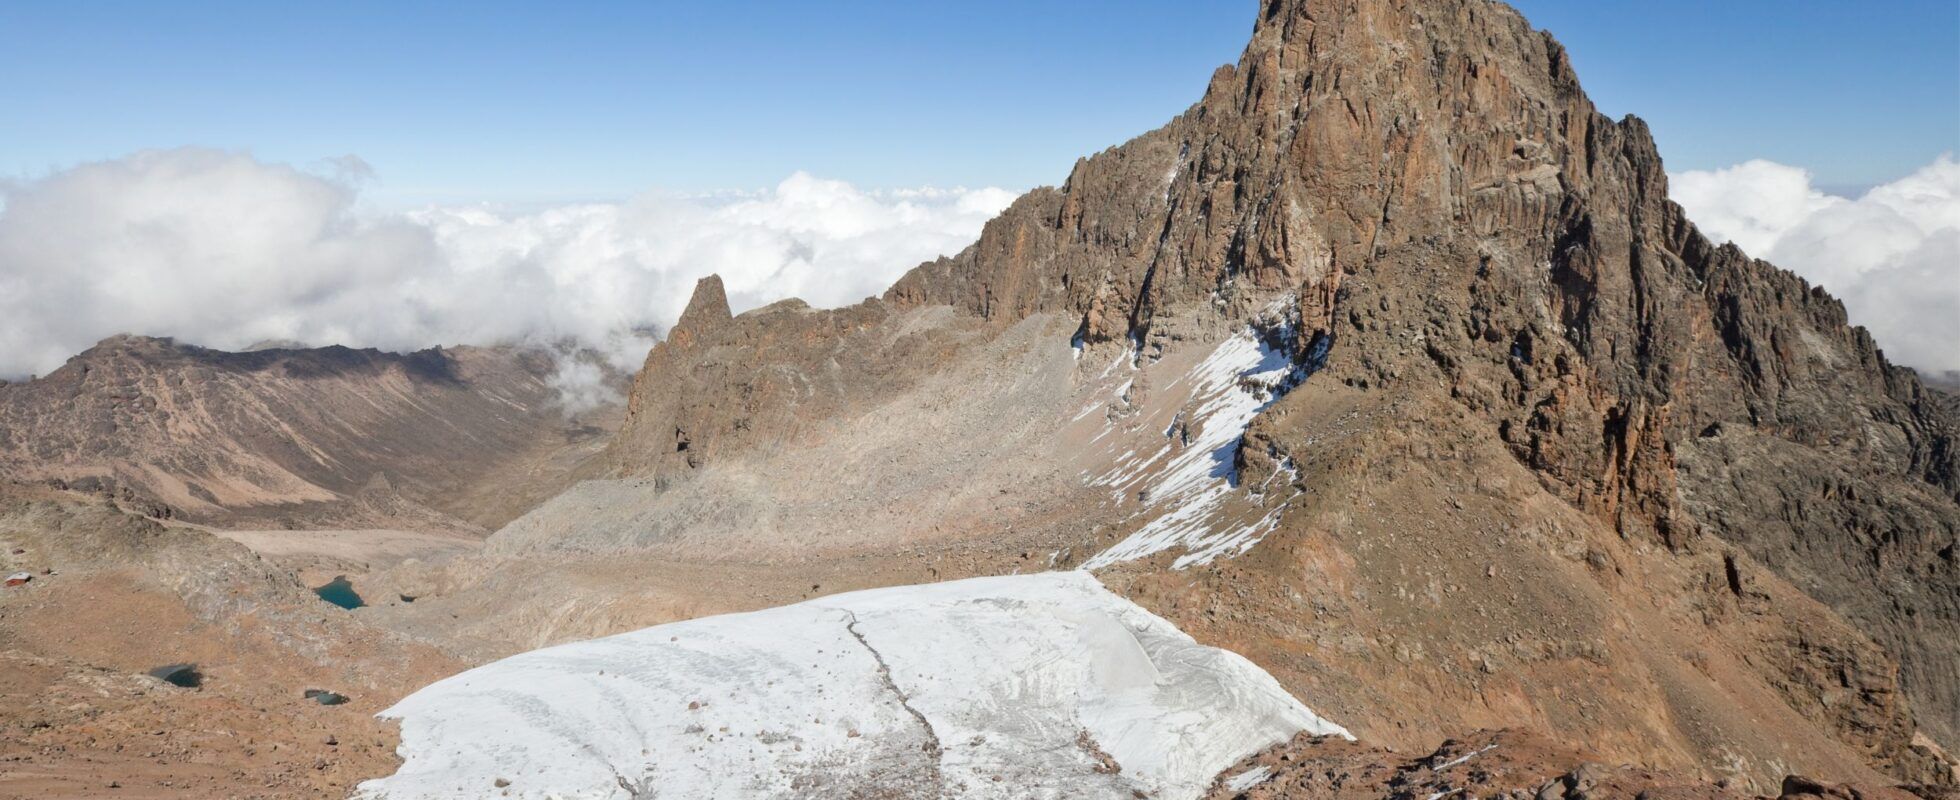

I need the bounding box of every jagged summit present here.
[674,273,734,341]
[889,0,1621,336]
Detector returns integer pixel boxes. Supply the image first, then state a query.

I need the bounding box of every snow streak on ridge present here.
[1083,326,1319,570]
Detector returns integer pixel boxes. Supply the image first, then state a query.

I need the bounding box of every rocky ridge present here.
[0,335,622,534]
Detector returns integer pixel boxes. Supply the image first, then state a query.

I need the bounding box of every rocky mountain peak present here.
[886,0,1667,342]
[673,274,734,345]
[608,0,1959,773]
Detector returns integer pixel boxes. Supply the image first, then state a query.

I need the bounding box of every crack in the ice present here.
[840,609,945,794]
[612,767,656,799]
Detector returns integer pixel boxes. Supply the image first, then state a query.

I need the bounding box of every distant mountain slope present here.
[0,335,621,533]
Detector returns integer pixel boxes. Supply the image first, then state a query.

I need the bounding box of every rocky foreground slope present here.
[368,0,1959,793]
[0,335,620,534]
[0,490,463,797]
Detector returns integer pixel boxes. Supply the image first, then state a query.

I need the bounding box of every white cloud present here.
[1672,156,1960,374]
[0,148,1016,384]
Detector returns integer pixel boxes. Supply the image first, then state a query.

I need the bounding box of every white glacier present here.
[357,571,1349,800]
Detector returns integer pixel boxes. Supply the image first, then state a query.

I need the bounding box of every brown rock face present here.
[0,335,621,532]
[611,276,989,482]
[881,0,1958,757]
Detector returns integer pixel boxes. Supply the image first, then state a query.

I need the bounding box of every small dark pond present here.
[313,575,364,610]
[147,663,201,688]
[304,688,349,706]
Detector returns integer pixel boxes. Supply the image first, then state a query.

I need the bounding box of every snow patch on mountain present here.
[357,571,1348,800]
[1083,326,1316,570]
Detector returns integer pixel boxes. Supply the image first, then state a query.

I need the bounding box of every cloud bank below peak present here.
[4,148,1950,390]
[1671,155,1960,375]
[0,148,1018,386]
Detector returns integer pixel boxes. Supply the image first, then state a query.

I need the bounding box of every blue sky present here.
[1,0,1955,205]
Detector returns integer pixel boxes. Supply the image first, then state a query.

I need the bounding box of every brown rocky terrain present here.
[1,0,1955,797]
[0,489,462,798]
[1201,729,1951,800]
[0,335,621,535]
[0,339,623,796]
[375,0,1958,794]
